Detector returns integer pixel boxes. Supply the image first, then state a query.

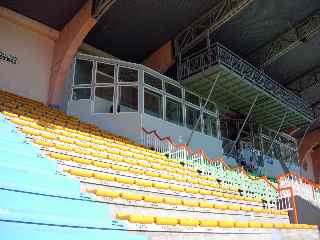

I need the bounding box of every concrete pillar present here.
[143,40,175,73]
[48,0,96,105]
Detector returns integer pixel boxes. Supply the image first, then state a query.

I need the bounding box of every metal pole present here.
[186,73,220,146]
[228,94,259,156]
[266,111,288,155]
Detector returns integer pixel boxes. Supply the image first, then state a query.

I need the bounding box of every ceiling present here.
[2,0,320,117]
[1,0,86,30]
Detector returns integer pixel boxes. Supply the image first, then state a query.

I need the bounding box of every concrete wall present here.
[0,8,57,103]
[67,99,142,143]
[142,114,223,159]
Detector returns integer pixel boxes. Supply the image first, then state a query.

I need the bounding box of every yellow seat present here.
[169,185,185,192]
[129,215,154,224]
[49,152,72,161]
[215,204,228,210]
[93,173,115,181]
[92,161,111,169]
[199,201,214,209]
[130,168,144,175]
[182,199,199,207]
[199,220,218,227]
[144,171,159,178]
[135,179,153,187]
[34,139,54,147]
[152,182,169,190]
[211,191,223,197]
[283,223,294,229]
[164,197,182,205]
[186,178,199,184]
[143,195,163,204]
[116,176,135,185]
[240,206,252,212]
[155,217,178,226]
[94,189,120,198]
[274,223,285,229]
[184,187,200,194]
[40,132,56,140]
[262,222,274,228]
[120,192,143,201]
[111,165,129,172]
[179,218,199,226]
[72,157,92,165]
[199,189,211,195]
[218,221,235,228]
[152,164,166,171]
[228,205,241,211]
[160,174,174,180]
[66,168,93,178]
[249,222,262,228]
[235,222,249,228]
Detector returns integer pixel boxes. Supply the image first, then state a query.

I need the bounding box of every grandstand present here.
[0,0,320,239]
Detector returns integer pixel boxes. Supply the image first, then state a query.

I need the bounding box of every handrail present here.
[277,172,320,189]
[142,127,279,191]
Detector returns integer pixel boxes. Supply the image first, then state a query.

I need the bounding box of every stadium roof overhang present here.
[181,43,314,130]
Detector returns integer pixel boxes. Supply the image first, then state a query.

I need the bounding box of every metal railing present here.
[178,43,314,120]
[278,173,320,208]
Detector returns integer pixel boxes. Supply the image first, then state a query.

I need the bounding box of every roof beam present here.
[92,0,116,20]
[249,10,320,67]
[174,0,253,55]
[285,66,320,116]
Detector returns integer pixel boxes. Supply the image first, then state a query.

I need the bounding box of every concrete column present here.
[48,0,96,105]
[143,40,175,73]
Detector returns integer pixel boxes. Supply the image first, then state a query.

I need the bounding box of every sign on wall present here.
[0,49,17,64]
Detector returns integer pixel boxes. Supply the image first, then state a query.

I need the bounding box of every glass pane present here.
[144,88,162,118]
[186,106,200,131]
[94,87,114,113]
[202,99,216,112]
[144,73,162,90]
[185,91,200,106]
[96,63,114,84]
[203,113,217,137]
[72,88,91,100]
[165,82,181,98]
[166,98,183,125]
[119,86,138,112]
[119,67,138,82]
[74,59,92,85]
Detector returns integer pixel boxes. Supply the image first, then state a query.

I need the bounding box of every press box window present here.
[166,98,183,125]
[96,63,114,84]
[94,87,114,113]
[203,113,217,137]
[186,106,200,131]
[185,91,200,106]
[72,88,91,100]
[144,73,162,90]
[118,86,138,112]
[74,59,92,85]
[165,82,181,98]
[119,67,138,82]
[144,88,162,118]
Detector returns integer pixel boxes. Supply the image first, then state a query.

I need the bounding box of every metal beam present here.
[249,10,320,67]
[92,0,116,20]
[174,0,253,55]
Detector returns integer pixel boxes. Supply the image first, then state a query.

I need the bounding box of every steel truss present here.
[249,10,320,67]
[174,0,253,56]
[92,0,116,20]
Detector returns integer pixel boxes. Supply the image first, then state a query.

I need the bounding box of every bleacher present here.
[0,89,319,239]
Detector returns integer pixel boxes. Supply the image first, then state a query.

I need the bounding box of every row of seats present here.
[61,160,264,207]
[0,90,276,201]
[86,187,287,216]
[48,151,251,201]
[116,213,316,229]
